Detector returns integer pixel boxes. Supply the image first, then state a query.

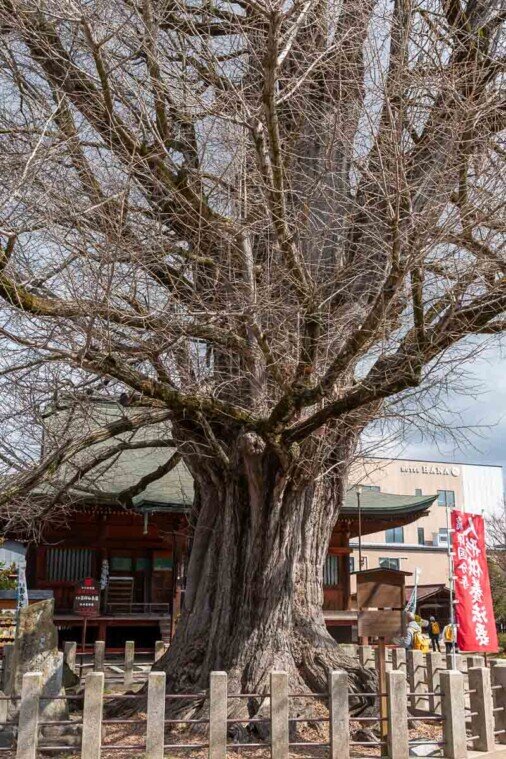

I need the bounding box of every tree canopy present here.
[0,0,504,497]
[0,0,504,705]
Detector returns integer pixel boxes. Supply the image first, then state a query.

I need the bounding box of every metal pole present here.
[445,499,457,670]
[357,487,363,570]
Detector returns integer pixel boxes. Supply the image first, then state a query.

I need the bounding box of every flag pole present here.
[446,500,457,670]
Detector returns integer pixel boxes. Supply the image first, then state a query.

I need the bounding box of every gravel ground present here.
[0,681,448,757]
[0,704,444,758]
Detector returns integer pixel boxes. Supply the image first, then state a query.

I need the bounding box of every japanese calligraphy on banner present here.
[451,510,498,652]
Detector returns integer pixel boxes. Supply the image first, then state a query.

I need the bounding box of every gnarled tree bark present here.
[151,429,375,726]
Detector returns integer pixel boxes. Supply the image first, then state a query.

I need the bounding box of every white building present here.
[349,457,504,589]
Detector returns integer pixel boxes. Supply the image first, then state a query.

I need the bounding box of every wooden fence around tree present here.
[3,661,506,758]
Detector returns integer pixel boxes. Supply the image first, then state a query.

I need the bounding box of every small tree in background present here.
[0,563,16,591]
[0,0,504,712]
[487,508,506,633]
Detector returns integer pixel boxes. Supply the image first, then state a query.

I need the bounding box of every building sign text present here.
[400,464,459,476]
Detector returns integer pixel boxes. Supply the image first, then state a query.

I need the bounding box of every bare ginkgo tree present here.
[0,0,505,711]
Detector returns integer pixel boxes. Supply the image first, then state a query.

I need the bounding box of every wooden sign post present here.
[73,578,101,677]
[356,567,411,742]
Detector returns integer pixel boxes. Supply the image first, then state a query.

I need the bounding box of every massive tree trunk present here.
[154,430,376,723]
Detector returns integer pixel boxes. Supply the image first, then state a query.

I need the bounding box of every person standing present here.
[443,622,457,654]
[395,612,425,650]
[428,616,441,652]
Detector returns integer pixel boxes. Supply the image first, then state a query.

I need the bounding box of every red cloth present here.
[451,510,498,652]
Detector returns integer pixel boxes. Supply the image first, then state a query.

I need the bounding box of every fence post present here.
[329,670,349,759]
[0,684,7,726]
[146,671,166,759]
[94,640,105,672]
[468,667,495,752]
[154,641,166,662]
[376,646,392,672]
[16,672,41,759]
[441,670,467,759]
[407,650,427,711]
[209,671,227,759]
[427,652,444,713]
[490,661,506,745]
[467,655,485,669]
[270,671,289,759]
[124,640,135,687]
[446,653,463,671]
[81,672,104,759]
[63,641,76,672]
[359,645,374,669]
[392,648,406,673]
[387,670,409,759]
[1,643,13,690]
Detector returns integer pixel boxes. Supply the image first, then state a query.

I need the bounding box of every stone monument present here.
[5,600,78,743]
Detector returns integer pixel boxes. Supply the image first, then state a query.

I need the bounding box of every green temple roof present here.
[341,488,436,518]
[4,400,436,522]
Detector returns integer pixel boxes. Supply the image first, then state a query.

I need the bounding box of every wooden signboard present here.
[356,567,410,611]
[355,568,411,744]
[73,578,100,675]
[357,609,403,641]
[73,578,101,618]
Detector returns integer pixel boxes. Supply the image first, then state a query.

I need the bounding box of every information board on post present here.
[74,578,101,617]
[74,578,101,670]
[357,609,403,640]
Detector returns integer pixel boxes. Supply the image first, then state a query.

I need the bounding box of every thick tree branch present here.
[283,282,506,443]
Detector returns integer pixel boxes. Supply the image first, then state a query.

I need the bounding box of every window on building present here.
[349,557,355,574]
[417,527,425,545]
[437,490,455,507]
[415,488,422,496]
[379,557,400,570]
[323,555,339,586]
[437,528,449,546]
[362,485,381,492]
[45,547,94,582]
[385,526,404,543]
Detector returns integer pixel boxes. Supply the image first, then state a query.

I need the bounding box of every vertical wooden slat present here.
[146,671,166,759]
[329,670,349,759]
[81,672,104,759]
[124,641,135,687]
[427,652,443,713]
[468,667,495,752]
[441,670,467,759]
[16,672,41,759]
[407,650,428,711]
[1,643,14,691]
[387,670,409,759]
[490,662,506,745]
[46,549,52,582]
[270,672,289,759]
[154,641,165,662]
[392,647,406,673]
[209,671,227,759]
[94,641,105,672]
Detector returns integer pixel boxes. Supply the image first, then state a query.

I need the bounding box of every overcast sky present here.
[389,347,506,481]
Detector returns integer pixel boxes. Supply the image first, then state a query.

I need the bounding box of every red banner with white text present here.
[451,510,498,652]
